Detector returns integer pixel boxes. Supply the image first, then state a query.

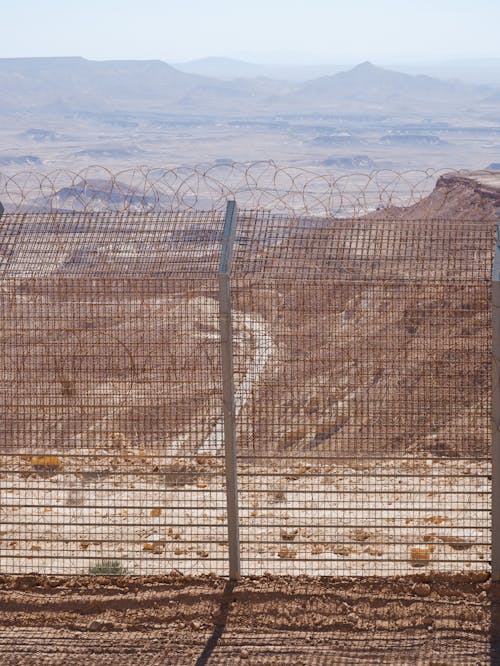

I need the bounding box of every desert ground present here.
[0,571,496,664]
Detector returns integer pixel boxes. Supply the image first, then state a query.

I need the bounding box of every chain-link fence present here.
[0,201,494,577]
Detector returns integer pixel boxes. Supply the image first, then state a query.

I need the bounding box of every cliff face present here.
[434,171,500,217]
[437,171,500,201]
[369,170,500,223]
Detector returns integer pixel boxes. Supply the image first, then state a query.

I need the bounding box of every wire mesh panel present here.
[0,211,230,575]
[0,206,494,578]
[231,213,493,575]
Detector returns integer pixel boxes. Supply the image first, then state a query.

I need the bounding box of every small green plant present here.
[88,559,127,575]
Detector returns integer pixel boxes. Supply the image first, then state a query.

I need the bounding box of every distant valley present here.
[0,56,499,174]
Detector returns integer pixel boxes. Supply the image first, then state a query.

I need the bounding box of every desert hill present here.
[287,62,488,113]
[0,56,233,114]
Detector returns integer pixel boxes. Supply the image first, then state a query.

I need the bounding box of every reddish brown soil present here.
[0,571,498,665]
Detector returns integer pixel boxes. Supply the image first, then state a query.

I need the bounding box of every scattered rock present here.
[278,546,297,559]
[413,582,431,597]
[143,542,165,554]
[409,546,433,567]
[470,571,490,584]
[332,545,355,557]
[363,546,384,557]
[438,535,472,551]
[424,515,446,525]
[269,489,287,503]
[87,620,114,632]
[105,433,130,449]
[15,575,41,590]
[280,528,298,541]
[422,616,434,628]
[31,455,63,473]
[350,528,372,543]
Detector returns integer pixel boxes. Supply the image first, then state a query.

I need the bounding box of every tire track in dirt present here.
[196,314,274,455]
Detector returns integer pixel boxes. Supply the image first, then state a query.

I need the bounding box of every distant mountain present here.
[175,56,346,82]
[395,59,500,86]
[0,56,291,117]
[312,133,361,146]
[287,62,488,114]
[0,57,496,120]
[0,56,233,114]
[174,57,267,79]
[71,146,146,160]
[48,179,158,212]
[482,90,500,104]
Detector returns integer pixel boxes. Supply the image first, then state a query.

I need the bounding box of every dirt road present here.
[197,314,274,455]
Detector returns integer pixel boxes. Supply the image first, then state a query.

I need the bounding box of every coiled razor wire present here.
[0,162,463,216]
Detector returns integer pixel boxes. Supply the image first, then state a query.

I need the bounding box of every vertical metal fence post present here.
[219,200,241,580]
[492,215,500,580]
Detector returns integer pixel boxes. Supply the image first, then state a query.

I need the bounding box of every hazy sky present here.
[1,0,499,64]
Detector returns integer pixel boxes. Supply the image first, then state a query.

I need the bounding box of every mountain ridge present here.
[0,56,496,118]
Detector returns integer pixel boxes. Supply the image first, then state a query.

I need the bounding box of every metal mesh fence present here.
[0,206,494,577]
[0,211,230,575]
[232,213,492,575]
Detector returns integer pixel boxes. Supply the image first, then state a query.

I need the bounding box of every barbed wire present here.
[0,162,462,216]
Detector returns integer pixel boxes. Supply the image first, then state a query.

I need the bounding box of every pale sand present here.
[0,448,490,577]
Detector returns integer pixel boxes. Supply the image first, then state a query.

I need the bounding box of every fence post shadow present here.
[194,580,237,666]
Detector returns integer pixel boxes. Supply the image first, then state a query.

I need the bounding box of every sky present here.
[1,0,499,65]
